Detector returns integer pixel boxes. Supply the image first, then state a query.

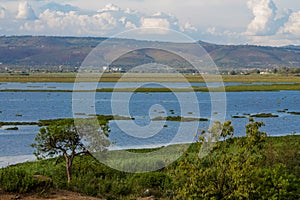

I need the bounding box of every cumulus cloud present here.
[141,12,178,29]
[0,6,5,19]
[40,2,79,12]
[16,1,37,20]
[206,27,217,35]
[19,4,141,36]
[246,0,277,35]
[139,12,185,34]
[141,18,170,29]
[243,0,300,45]
[279,11,300,35]
[98,4,120,12]
[19,3,194,37]
[183,22,198,32]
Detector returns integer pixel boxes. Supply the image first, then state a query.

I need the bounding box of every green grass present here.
[249,113,279,118]
[1,135,299,199]
[152,116,208,122]
[0,115,133,128]
[288,111,300,115]
[222,83,300,91]
[1,83,300,93]
[1,73,300,83]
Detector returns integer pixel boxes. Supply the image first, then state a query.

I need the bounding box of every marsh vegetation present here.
[1,119,300,199]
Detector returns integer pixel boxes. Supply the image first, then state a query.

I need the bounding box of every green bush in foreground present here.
[0,119,300,199]
[171,119,300,199]
[0,168,52,193]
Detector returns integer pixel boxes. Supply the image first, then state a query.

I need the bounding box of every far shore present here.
[0,73,300,83]
[0,83,299,92]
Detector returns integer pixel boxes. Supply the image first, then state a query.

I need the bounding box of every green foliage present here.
[31,118,110,183]
[171,119,299,199]
[31,119,85,159]
[254,164,300,199]
[263,135,300,177]
[152,115,208,122]
[0,168,52,193]
[1,119,300,199]
[131,172,171,190]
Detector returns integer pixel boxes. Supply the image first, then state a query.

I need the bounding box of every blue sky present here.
[1,0,300,46]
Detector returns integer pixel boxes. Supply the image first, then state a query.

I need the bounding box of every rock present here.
[143,189,151,196]
[137,196,155,200]
[11,194,21,200]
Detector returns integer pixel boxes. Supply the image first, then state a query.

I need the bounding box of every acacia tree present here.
[31,118,109,184]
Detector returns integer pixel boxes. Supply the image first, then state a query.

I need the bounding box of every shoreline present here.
[1,133,299,169]
[0,73,300,83]
[0,83,300,92]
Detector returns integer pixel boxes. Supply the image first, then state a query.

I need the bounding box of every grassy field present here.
[1,73,300,83]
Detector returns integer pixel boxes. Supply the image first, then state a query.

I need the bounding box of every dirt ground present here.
[0,189,102,200]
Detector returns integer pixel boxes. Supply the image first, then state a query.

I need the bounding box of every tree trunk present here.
[65,157,73,184]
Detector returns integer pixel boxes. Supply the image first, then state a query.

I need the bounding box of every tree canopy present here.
[31,118,110,183]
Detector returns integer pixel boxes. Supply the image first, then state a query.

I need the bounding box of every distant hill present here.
[0,36,300,71]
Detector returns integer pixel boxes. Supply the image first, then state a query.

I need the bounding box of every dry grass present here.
[1,73,300,83]
[0,189,102,200]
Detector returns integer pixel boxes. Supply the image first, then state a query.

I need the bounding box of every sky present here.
[1,0,300,46]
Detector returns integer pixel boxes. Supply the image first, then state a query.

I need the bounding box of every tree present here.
[173,119,268,199]
[31,118,110,184]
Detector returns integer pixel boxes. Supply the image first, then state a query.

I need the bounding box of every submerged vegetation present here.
[1,119,300,199]
[152,116,208,122]
[288,111,300,115]
[0,115,132,128]
[0,73,299,198]
[250,113,279,118]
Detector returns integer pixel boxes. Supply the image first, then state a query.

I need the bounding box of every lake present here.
[0,82,299,167]
[0,81,295,91]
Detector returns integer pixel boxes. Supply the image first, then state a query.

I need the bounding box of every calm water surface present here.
[0,82,295,91]
[0,84,299,167]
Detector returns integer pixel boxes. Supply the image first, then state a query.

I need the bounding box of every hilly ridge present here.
[0,36,300,70]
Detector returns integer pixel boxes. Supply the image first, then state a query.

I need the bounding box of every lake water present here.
[0,81,295,91]
[0,82,299,167]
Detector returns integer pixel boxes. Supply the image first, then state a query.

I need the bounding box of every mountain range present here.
[1,36,300,71]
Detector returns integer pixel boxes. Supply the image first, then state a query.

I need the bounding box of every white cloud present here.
[139,12,191,35]
[182,22,197,32]
[141,18,170,29]
[1,1,192,36]
[19,4,191,37]
[16,1,37,20]
[0,6,5,19]
[0,1,299,45]
[98,4,120,12]
[206,27,217,35]
[20,5,139,36]
[246,0,277,35]
[40,2,79,12]
[279,11,300,35]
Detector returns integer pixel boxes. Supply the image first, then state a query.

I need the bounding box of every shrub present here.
[0,168,52,193]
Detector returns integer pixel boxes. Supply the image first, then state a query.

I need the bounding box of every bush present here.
[129,172,172,198]
[0,168,52,193]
